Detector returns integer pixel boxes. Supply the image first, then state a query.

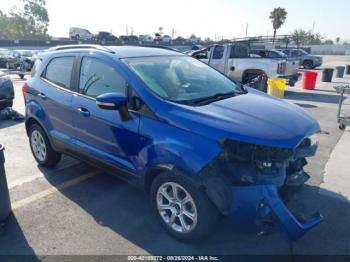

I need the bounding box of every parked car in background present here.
[0,49,12,68]
[139,35,154,42]
[161,35,172,42]
[279,48,322,69]
[69,27,94,40]
[173,36,186,42]
[0,72,14,110]
[96,31,118,42]
[119,35,130,42]
[190,43,298,91]
[6,50,35,72]
[127,35,139,42]
[24,44,322,242]
[251,49,301,86]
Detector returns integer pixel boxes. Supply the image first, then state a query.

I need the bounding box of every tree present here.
[291,29,308,47]
[291,29,324,46]
[269,7,287,42]
[0,0,49,39]
[336,37,340,44]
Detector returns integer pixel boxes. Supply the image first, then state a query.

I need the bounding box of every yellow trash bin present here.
[267,78,287,98]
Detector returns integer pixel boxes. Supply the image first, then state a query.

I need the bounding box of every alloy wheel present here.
[156,182,198,234]
[30,130,47,162]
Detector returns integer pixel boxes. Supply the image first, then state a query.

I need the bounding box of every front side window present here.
[44,56,74,88]
[124,56,241,104]
[79,57,127,98]
[212,45,224,59]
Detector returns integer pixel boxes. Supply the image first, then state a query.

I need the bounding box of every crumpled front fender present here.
[228,185,323,241]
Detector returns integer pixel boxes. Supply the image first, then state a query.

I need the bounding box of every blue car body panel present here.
[156,87,320,149]
[24,46,323,241]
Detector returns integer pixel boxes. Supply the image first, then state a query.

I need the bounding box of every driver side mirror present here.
[96,92,131,121]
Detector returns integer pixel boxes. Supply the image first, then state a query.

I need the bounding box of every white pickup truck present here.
[190,43,300,91]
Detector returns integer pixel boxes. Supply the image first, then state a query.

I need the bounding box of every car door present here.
[71,55,140,175]
[38,55,76,152]
[208,45,227,74]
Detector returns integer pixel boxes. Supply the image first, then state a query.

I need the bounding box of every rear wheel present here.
[303,60,314,69]
[29,124,61,167]
[150,172,220,241]
[243,72,268,92]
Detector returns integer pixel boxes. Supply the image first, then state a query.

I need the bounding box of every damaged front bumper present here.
[199,137,323,241]
[228,185,323,241]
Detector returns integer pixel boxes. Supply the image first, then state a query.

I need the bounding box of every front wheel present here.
[29,124,61,167]
[150,172,220,241]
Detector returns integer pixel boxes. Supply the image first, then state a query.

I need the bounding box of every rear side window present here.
[230,45,248,58]
[44,57,74,88]
[79,57,127,98]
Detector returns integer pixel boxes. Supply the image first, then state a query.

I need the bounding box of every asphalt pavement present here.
[0,56,349,259]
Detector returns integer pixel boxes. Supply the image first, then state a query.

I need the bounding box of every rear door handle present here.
[37,92,46,99]
[77,107,90,117]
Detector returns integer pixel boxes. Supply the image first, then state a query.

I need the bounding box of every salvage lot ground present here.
[0,55,349,258]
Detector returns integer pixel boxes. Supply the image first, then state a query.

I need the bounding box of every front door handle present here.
[230,66,235,71]
[37,92,46,99]
[77,107,90,117]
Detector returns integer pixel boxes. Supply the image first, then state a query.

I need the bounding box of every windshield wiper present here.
[190,91,238,105]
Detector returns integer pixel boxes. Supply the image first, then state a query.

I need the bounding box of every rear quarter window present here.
[43,56,74,89]
[31,58,43,77]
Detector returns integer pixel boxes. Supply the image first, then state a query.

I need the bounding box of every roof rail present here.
[49,44,116,54]
[138,45,178,52]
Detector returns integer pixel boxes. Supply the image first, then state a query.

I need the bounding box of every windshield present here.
[124,56,241,103]
[299,49,308,55]
[271,50,287,57]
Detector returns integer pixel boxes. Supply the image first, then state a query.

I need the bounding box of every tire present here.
[243,72,268,93]
[19,74,24,80]
[303,60,314,69]
[29,124,61,167]
[339,123,346,130]
[150,172,220,241]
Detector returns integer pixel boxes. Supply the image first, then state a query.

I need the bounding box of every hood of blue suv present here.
[157,88,320,149]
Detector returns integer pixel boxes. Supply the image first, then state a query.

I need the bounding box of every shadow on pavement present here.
[295,103,318,109]
[31,162,350,256]
[0,214,39,260]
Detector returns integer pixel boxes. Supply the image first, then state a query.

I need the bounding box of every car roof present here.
[47,45,182,58]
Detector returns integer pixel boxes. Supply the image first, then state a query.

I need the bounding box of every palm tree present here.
[269,7,287,42]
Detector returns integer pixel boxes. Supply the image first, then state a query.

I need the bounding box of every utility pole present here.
[312,21,315,34]
[172,28,175,38]
[126,26,128,36]
[245,23,248,39]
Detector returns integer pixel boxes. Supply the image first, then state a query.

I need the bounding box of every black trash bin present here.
[346,65,350,75]
[336,66,345,78]
[0,144,11,222]
[322,68,334,82]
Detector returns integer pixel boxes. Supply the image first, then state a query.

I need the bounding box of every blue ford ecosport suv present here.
[24,45,323,241]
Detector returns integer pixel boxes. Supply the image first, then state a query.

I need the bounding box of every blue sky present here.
[2,0,349,41]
